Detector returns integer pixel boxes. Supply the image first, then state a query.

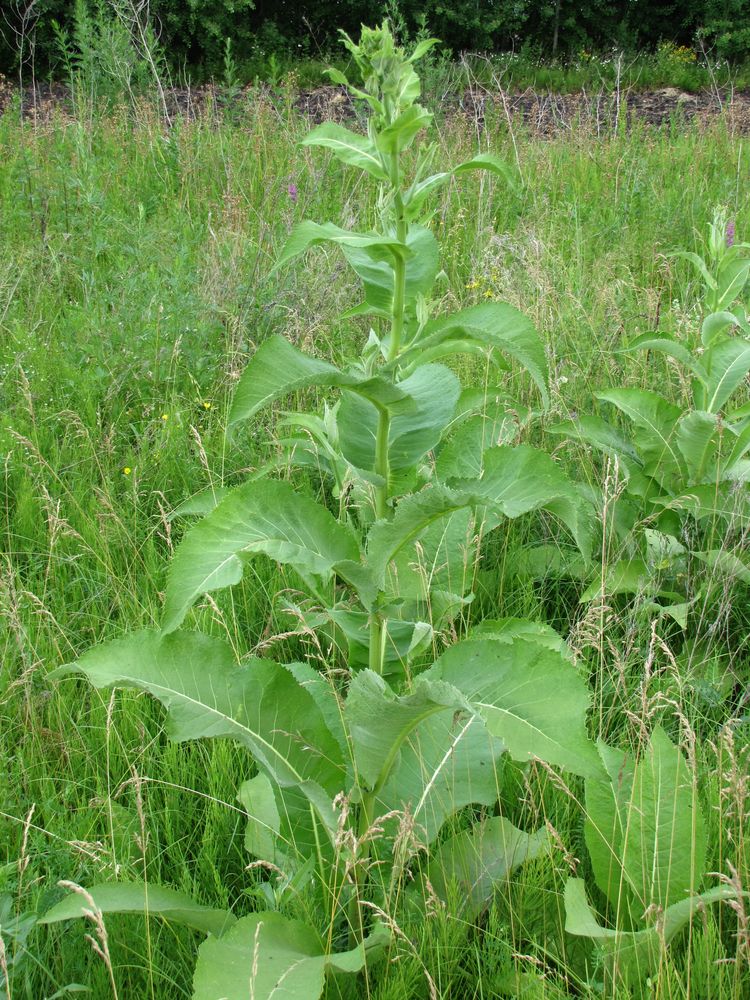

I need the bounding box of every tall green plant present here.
[546,209,750,617]
[42,24,601,999]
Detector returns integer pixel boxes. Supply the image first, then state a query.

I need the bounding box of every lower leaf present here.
[192,912,389,1000]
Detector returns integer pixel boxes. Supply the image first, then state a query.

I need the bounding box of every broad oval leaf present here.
[342,224,439,321]
[425,816,549,919]
[564,879,739,988]
[596,388,683,482]
[40,881,235,938]
[162,479,360,633]
[338,363,460,473]
[621,725,706,912]
[192,912,389,1000]
[228,335,411,428]
[425,637,602,779]
[346,671,504,844]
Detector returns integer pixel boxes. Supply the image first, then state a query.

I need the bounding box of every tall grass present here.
[1,96,748,998]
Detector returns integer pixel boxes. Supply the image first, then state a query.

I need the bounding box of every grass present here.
[1,89,749,999]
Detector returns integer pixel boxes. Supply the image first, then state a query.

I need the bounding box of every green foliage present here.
[566,728,745,992]
[42,23,602,996]
[548,208,750,619]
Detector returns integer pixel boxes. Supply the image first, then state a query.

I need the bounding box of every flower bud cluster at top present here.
[339,23,422,127]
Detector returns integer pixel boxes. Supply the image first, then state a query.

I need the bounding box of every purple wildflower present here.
[287,183,298,203]
[726,219,735,248]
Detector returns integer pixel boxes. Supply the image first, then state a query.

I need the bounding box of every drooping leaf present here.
[411,303,548,406]
[162,479,360,633]
[344,669,471,790]
[338,363,460,472]
[378,709,504,846]
[693,547,750,584]
[40,882,235,938]
[53,631,343,838]
[406,154,517,219]
[301,122,388,179]
[548,415,643,477]
[564,878,738,988]
[425,638,602,779]
[375,104,432,153]
[579,558,684,602]
[345,670,503,844]
[366,485,475,589]
[169,487,232,520]
[275,221,409,271]
[192,912,389,1000]
[453,445,593,558]
[228,335,410,428]
[426,816,549,918]
[701,310,742,347]
[622,334,707,381]
[622,726,706,913]
[469,618,574,660]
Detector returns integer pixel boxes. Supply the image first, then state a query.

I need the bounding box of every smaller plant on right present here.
[548,209,750,622]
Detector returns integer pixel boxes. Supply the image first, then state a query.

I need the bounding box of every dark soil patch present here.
[3,76,750,134]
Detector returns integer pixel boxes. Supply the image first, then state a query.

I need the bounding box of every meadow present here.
[1,53,749,999]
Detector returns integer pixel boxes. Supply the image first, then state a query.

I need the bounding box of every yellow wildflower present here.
[123,467,132,475]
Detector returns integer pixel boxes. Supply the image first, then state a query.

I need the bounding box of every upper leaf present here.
[621,725,706,912]
[425,816,549,918]
[275,221,409,271]
[301,122,388,180]
[162,479,360,633]
[338,363,460,472]
[408,303,548,406]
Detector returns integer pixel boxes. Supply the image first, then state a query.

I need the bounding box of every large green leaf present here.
[425,638,602,779]
[301,122,388,179]
[345,670,503,844]
[275,221,408,270]
[548,415,642,476]
[452,445,593,559]
[426,816,549,918]
[703,336,750,412]
[565,879,738,988]
[622,333,707,381]
[162,479,359,633]
[676,410,722,481]
[621,725,706,912]
[343,224,439,320]
[375,105,432,153]
[192,912,389,1000]
[596,389,683,482]
[409,303,548,406]
[53,631,343,836]
[228,335,410,428]
[40,882,235,938]
[344,670,470,790]
[338,363,460,472]
[366,485,475,589]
